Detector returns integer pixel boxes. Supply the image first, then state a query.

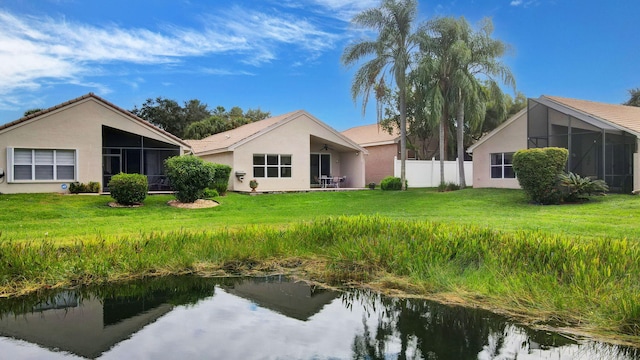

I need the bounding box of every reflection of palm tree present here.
[346,290,508,359]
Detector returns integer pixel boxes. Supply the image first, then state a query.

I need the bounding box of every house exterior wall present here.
[0,98,187,194]
[363,143,396,185]
[198,113,366,192]
[471,110,527,189]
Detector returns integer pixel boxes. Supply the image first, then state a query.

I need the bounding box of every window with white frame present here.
[8,148,76,181]
[253,154,292,178]
[490,152,515,179]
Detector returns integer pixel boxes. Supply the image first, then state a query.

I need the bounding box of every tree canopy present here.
[131,97,270,139]
[624,88,640,107]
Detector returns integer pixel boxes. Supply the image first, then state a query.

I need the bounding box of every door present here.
[103,154,121,191]
[310,153,331,186]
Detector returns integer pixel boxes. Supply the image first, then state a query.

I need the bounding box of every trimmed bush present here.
[380,176,403,191]
[165,155,216,203]
[512,147,568,204]
[203,188,219,199]
[108,173,148,205]
[211,164,232,196]
[69,181,100,194]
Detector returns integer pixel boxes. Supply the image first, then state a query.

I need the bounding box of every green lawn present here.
[1,188,639,242]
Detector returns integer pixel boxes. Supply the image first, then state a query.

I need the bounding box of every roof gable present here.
[467,108,527,153]
[186,110,367,155]
[0,93,190,148]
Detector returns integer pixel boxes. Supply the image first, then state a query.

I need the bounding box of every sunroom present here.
[527,97,638,193]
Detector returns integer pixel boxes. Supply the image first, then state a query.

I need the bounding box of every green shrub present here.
[438,182,460,192]
[559,172,609,202]
[512,147,568,204]
[380,176,403,191]
[211,164,232,196]
[165,155,216,203]
[69,181,101,194]
[108,173,148,205]
[203,188,219,199]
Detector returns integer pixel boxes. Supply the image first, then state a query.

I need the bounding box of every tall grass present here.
[0,215,638,340]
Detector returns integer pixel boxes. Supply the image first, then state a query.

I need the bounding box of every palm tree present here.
[453,18,515,188]
[415,17,514,188]
[342,0,421,190]
[414,17,466,185]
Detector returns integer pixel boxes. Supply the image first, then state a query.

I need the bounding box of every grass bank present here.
[1,189,639,345]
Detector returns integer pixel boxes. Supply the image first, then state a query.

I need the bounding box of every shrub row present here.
[69,181,100,194]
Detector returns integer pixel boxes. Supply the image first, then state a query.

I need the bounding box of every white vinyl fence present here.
[394,157,473,188]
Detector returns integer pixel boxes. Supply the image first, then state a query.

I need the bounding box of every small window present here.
[8,148,76,182]
[490,152,515,179]
[253,154,292,178]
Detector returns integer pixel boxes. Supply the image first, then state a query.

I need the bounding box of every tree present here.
[342,0,422,191]
[23,108,44,117]
[132,98,271,139]
[415,17,514,188]
[414,17,467,185]
[452,18,515,188]
[624,88,640,107]
[131,97,194,138]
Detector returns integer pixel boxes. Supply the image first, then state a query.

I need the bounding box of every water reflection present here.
[0,276,635,359]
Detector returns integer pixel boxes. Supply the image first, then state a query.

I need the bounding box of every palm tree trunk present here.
[399,76,407,191]
[439,109,447,185]
[456,93,467,189]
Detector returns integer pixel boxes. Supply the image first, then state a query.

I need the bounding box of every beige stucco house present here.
[186,110,367,192]
[342,123,398,185]
[468,96,640,193]
[0,93,190,194]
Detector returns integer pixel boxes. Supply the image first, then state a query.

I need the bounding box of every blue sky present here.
[0,0,638,132]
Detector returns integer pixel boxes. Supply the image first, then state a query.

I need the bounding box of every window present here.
[253,154,292,178]
[490,152,515,179]
[8,148,76,182]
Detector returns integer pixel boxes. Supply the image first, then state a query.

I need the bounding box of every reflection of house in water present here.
[221,276,339,321]
[0,276,339,358]
[0,276,219,359]
[0,292,173,359]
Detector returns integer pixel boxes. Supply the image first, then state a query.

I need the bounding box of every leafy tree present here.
[131,97,195,138]
[132,98,270,139]
[23,108,44,116]
[624,88,640,107]
[342,0,422,191]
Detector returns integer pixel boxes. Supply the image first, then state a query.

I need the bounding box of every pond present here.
[0,275,637,359]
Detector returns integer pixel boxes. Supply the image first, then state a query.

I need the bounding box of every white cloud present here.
[0,6,339,106]
[510,0,539,7]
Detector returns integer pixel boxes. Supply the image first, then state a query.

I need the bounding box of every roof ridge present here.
[0,93,190,148]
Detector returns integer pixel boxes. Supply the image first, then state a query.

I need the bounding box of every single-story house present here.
[341,123,399,185]
[468,95,640,193]
[186,110,367,192]
[0,93,190,194]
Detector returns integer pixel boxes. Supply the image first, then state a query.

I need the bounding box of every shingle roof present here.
[341,123,399,146]
[185,110,302,154]
[544,96,640,135]
[0,93,191,148]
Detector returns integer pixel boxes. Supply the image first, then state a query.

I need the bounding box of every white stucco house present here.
[0,93,190,194]
[186,110,367,192]
[468,96,640,193]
